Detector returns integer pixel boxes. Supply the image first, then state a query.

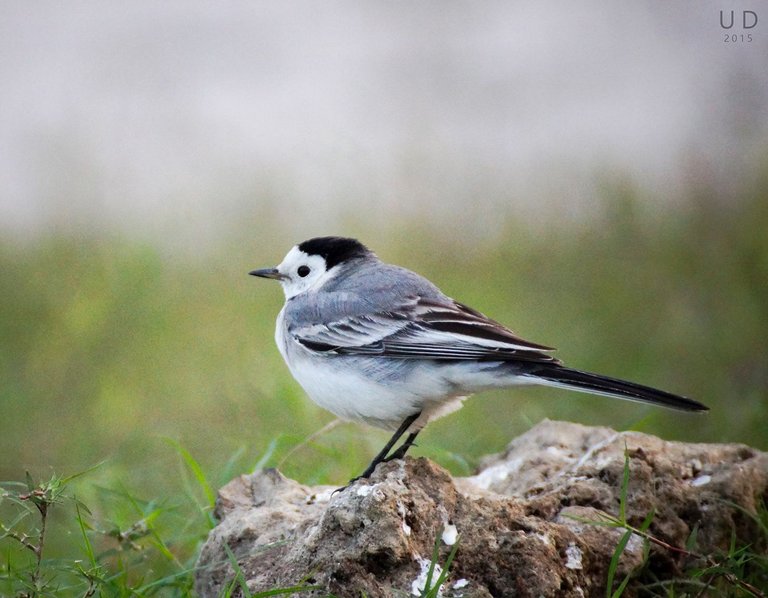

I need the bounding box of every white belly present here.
[274,309,472,430]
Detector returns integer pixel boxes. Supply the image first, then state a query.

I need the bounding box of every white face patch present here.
[275,246,332,299]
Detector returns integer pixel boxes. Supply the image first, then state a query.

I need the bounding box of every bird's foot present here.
[333,467,375,495]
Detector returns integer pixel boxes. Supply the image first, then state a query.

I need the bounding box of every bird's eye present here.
[297,265,311,278]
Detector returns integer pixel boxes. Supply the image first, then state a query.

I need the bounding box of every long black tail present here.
[527,365,708,412]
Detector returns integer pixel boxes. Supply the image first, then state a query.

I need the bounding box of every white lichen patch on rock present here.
[691,474,712,487]
[355,484,373,497]
[565,543,583,569]
[307,488,334,504]
[441,523,458,546]
[397,501,412,536]
[411,556,443,596]
[465,456,524,490]
[627,532,645,554]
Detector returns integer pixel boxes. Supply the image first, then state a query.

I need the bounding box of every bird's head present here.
[250,236,373,299]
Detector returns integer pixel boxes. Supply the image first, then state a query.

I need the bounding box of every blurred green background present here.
[3,172,767,493]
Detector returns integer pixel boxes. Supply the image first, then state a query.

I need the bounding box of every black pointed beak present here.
[249,267,286,281]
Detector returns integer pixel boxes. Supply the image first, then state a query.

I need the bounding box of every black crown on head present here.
[298,236,372,269]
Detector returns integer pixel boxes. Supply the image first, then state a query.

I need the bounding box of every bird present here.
[250,236,707,483]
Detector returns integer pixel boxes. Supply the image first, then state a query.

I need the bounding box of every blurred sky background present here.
[2,1,767,247]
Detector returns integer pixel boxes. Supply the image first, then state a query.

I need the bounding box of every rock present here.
[195,420,768,597]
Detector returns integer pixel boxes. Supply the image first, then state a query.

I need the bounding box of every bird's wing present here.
[289,296,560,364]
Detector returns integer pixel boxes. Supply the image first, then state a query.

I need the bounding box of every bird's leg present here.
[356,411,420,479]
[384,429,421,462]
[338,411,421,490]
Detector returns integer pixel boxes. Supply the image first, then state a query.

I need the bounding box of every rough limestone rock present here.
[195,420,768,597]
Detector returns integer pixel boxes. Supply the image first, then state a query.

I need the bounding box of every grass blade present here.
[75,502,96,567]
[165,438,215,507]
[619,448,630,525]
[431,535,461,594]
[606,528,633,598]
[422,527,442,597]
[224,543,252,598]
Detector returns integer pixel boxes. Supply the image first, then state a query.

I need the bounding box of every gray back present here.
[283,257,447,327]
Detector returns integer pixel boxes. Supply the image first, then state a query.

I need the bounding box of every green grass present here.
[419,527,460,598]
[1,166,767,595]
[1,452,327,596]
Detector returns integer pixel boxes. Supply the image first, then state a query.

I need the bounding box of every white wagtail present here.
[250,236,707,482]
